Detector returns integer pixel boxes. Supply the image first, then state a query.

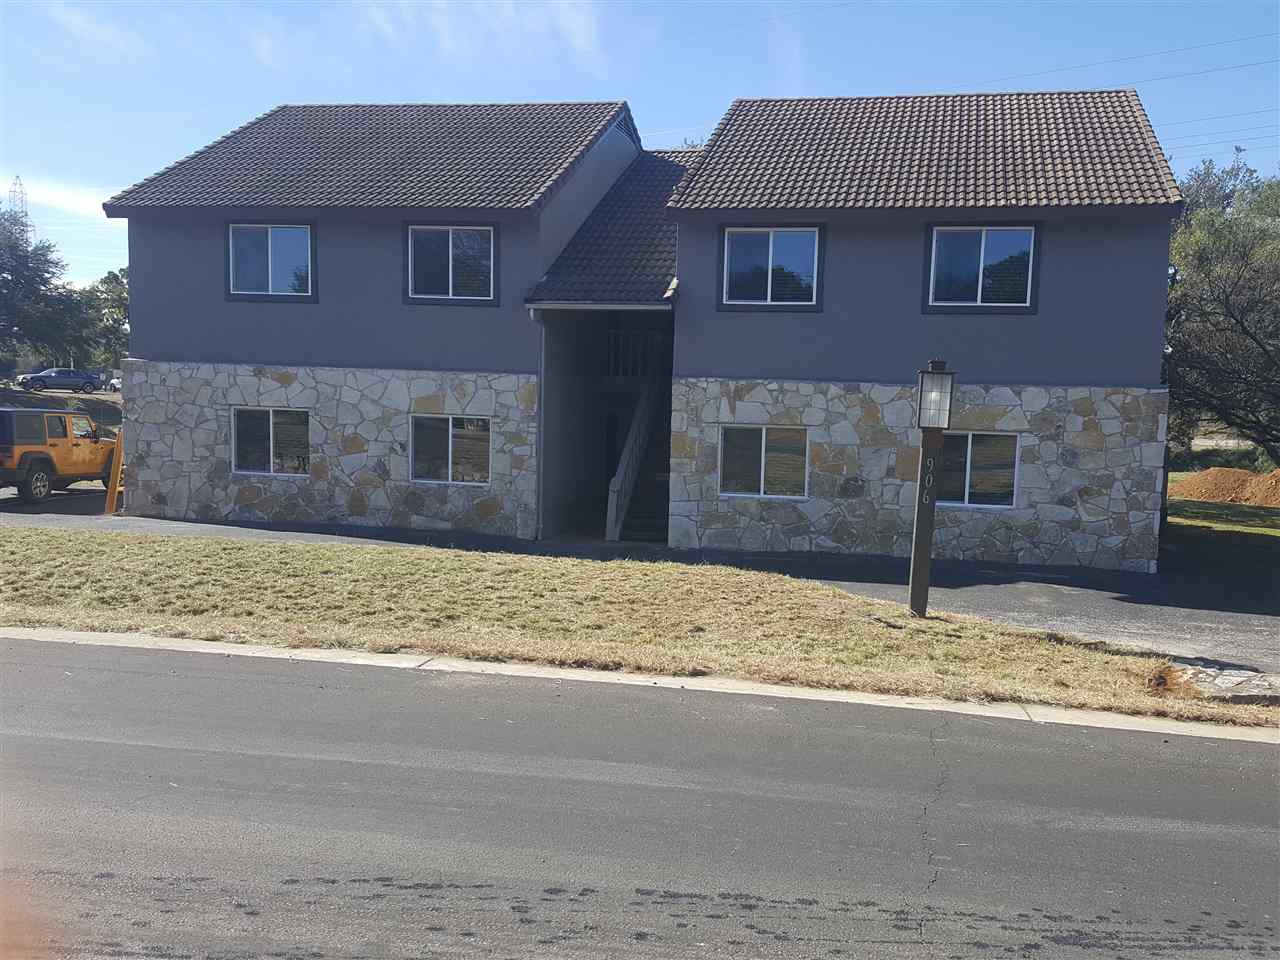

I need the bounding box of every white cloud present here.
[355,0,604,75]
[43,2,151,57]
[6,175,121,226]
[248,28,285,70]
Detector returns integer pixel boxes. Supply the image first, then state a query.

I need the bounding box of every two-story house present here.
[106,90,1180,572]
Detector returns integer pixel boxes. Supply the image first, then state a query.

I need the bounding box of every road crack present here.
[913,713,951,943]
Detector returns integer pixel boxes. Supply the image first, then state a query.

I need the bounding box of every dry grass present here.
[0,527,1274,726]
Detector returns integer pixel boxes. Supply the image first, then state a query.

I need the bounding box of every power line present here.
[1167,148,1280,166]
[1163,123,1278,142]
[941,31,1278,91]
[1124,58,1278,86]
[1155,107,1277,127]
[1163,134,1279,150]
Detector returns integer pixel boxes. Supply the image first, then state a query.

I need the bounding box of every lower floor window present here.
[233,408,310,475]
[412,415,490,484]
[721,425,807,497]
[939,432,1018,506]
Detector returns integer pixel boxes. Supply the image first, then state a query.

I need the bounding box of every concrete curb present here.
[5,627,1277,745]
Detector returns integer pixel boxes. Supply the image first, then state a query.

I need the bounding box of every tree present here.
[1165,185,1280,465]
[83,267,130,368]
[0,209,128,367]
[1176,150,1259,219]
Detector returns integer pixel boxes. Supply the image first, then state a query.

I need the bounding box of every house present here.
[105,90,1180,572]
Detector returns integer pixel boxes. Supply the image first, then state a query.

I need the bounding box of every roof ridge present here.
[270,100,629,108]
[729,88,1140,103]
[104,105,288,210]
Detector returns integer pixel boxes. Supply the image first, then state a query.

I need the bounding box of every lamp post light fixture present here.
[908,359,956,618]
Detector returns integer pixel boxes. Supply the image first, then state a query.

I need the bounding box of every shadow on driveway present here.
[0,485,107,516]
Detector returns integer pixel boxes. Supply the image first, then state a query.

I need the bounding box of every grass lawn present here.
[1,527,1274,727]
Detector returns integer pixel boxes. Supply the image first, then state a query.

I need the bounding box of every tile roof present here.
[669,90,1181,211]
[105,102,639,212]
[527,150,695,305]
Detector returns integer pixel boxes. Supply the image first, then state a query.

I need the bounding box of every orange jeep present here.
[0,407,118,504]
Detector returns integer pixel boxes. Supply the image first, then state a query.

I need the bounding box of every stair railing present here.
[606,378,662,541]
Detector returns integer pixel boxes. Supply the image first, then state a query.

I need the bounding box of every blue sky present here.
[1,0,1276,285]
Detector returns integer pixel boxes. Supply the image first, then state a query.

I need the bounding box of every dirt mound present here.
[1169,468,1280,507]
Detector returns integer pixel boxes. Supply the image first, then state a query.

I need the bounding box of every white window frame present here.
[228,224,313,296]
[231,406,311,477]
[937,430,1020,510]
[718,425,809,500]
[410,414,492,486]
[722,227,819,306]
[929,226,1035,307]
[407,226,495,301]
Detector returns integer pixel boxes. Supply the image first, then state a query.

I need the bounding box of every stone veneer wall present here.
[121,359,539,538]
[669,377,1168,572]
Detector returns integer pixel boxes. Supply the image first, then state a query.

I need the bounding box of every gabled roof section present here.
[527,149,696,306]
[669,89,1181,211]
[105,102,640,214]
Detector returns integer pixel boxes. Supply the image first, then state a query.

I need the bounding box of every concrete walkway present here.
[4,490,1278,671]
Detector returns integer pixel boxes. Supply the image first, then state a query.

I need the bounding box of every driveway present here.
[2,500,1277,672]
[4,639,1276,959]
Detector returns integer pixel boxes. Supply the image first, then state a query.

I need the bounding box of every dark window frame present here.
[225,220,319,304]
[718,424,810,499]
[231,406,311,476]
[716,224,825,313]
[938,430,1020,509]
[410,414,493,485]
[921,222,1041,316]
[402,222,500,307]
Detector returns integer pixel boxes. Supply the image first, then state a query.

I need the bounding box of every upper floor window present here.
[408,226,495,301]
[929,226,1034,307]
[723,227,818,306]
[229,224,312,296]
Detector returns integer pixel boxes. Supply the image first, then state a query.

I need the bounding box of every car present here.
[0,407,118,503]
[16,368,101,393]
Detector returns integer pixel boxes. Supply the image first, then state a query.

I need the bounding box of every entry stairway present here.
[605,381,670,543]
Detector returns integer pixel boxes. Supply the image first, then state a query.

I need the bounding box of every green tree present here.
[0,209,127,367]
[1175,150,1260,220]
[1165,184,1280,465]
[83,267,130,367]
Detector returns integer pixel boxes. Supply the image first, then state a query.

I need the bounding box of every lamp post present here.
[908,359,955,618]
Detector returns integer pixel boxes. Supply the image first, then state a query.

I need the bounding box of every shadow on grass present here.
[1167,498,1280,534]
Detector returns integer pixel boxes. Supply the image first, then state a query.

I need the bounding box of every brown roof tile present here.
[527,150,694,305]
[669,90,1180,211]
[105,102,639,212]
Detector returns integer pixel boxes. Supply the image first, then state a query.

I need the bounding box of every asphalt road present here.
[3,639,1277,959]
[3,500,1277,671]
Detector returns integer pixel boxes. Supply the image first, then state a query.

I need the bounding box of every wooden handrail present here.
[605,380,661,541]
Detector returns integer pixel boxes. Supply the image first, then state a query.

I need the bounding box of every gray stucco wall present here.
[124,126,638,376]
[671,208,1173,387]
[536,122,640,274]
[127,208,543,373]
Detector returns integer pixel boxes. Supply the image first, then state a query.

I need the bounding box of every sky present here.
[0,0,1276,285]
